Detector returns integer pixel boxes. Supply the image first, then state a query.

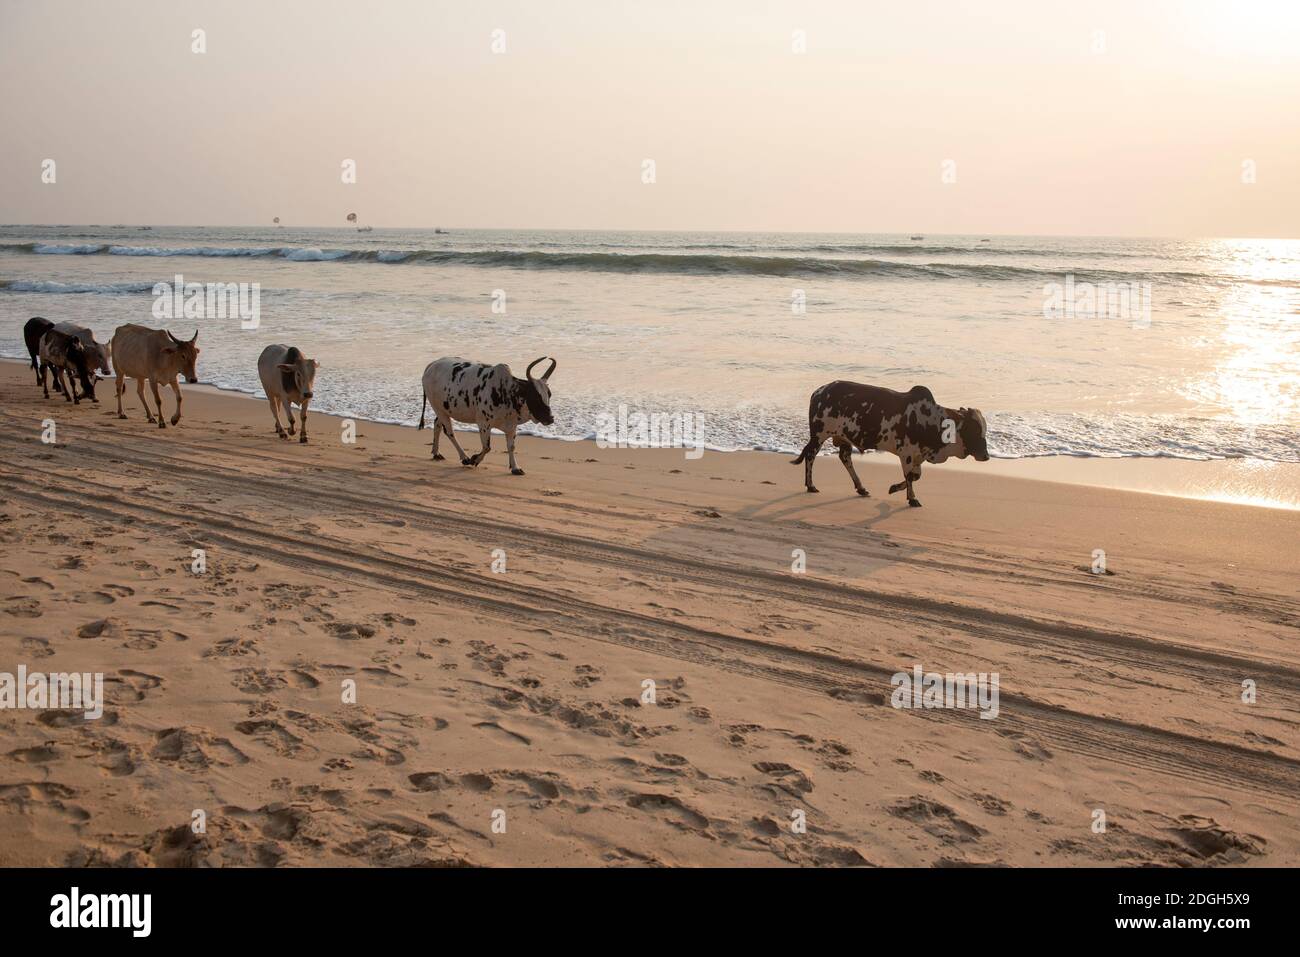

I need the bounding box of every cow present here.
[23,317,54,390]
[109,324,200,429]
[417,356,556,475]
[52,321,112,377]
[257,344,319,443]
[791,381,989,507]
[38,327,98,404]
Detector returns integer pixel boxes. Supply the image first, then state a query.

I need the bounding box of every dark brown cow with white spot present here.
[791,381,989,507]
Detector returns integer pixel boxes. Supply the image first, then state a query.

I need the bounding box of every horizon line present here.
[3,223,1299,243]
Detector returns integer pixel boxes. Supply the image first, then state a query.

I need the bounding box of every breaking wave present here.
[3,242,1294,286]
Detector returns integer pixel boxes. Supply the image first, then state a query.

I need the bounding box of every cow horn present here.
[187,329,199,344]
[167,330,181,345]
[525,356,548,381]
[540,357,556,381]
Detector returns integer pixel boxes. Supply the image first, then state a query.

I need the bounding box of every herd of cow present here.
[20,316,989,505]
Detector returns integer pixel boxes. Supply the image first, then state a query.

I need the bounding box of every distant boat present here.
[356,225,374,233]
[435,228,448,235]
[909,235,924,240]
[980,238,991,242]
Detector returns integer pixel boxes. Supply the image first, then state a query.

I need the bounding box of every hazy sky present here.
[1,0,1297,236]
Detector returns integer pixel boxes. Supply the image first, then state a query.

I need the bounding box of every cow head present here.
[520,356,557,426]
[278,355,319,400]
[166,330,200,383]
[955,407,990,461]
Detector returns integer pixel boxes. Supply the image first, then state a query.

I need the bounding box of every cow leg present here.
[55,367,73,403]
[833,438,869,497]
[430,420,444,460]
[135,377,155,422]
[268,395,287,438]
[505,424,524,475]
[150,379,167,428]
[888,466,923,507]
[467,421,492,467]
[298,398,309,444]
[39,362,50,399]
[282,397,295,436]
[169,377,183,426]
[115,374,127,418]
[438,415,471,465]
[797,436,824,493]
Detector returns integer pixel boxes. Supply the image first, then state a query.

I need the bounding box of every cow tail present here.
[417,385,427,430]
[791,438,818,465]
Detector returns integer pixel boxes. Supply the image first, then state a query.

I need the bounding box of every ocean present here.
[2,225,1298,464]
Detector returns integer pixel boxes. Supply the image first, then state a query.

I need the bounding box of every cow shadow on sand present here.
[635,479,931,586]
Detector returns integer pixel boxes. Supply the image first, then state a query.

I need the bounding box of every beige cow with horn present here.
[110,324,201,429]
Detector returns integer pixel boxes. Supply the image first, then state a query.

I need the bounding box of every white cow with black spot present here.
[417,356,556,475]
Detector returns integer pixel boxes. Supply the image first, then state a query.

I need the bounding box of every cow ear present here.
[277,363,294,372]
[312,360,321,369]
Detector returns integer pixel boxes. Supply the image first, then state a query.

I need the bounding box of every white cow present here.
[417,356,556,475]
[257,344,319,443]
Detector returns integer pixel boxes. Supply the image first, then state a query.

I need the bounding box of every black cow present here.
[791,381,989,507]
[24,317,58,391]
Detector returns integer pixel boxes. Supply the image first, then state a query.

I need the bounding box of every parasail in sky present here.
[273,217,281,225]
[346,212,358,223]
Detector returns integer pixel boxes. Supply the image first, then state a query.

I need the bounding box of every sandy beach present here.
[1,358,1298,867]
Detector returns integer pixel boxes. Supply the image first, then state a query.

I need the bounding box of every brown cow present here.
[38,327,98,404]
[110,324,200,429]
[52,321,112,376]
[791,381,989,507]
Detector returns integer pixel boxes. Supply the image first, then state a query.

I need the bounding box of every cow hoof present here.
[806,486,819,494]
[856,488,869,497]
[460,458,473,467]
[277,432,287,440]
[117,414,127,420]
[170,416,180,426]
[158,421,166,429]
[432,453,445,461]
[299,435,308,444]
[908,499,922,508]
[511,468,525,476]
